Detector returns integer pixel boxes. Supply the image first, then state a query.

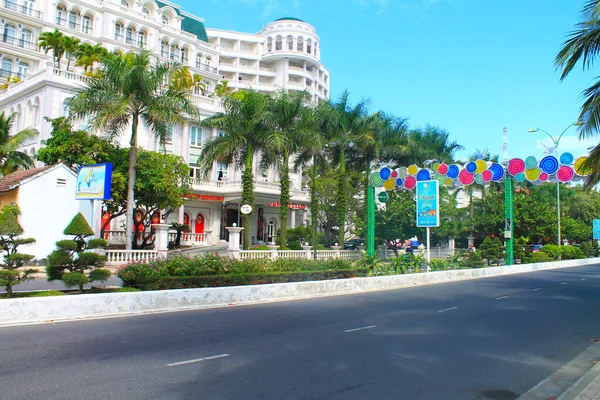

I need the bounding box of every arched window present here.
[287,35,293,50]
[82,14,93,34]
[160,39,169,57]
[195,53,202,68]
[56,5,66,25]
[23,0,35,16]
[68,10,80,30]
[307,39,312,54]
[17,62,28,78]
[297,36,303,51]
[275,35,282,51]
[267,37,272,52]
[32,97,39,129]
[121,0,129,7]
[1,58,13,78]
[62,98,71,116]
[142,7,149,15]
[205,56,211,70]
[126,27,135,44]
[3,24,15,45]
[138,30,147,48]
[162,15,168,25]
[114,22,124,41]
[14,105,22,132]
[169,43,179,60]
[181,47,188,63]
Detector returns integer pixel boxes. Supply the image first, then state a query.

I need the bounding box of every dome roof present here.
[273,17,304,22]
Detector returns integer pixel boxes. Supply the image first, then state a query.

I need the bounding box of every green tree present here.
[214,79,233,97]
[75,43,109,73]
[198,90,270,249]
[68,50,199,250]
[37,29,66,68]
[46,213,109,291]
[0,111,36,175]
[375,190,423,254]
[170,66,206,94]
[62,36,81,71]
[0,205,35,297]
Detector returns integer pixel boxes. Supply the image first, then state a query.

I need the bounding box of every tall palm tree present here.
[75,43,108,73]
[0,112,36,175]
[37,29,66,68]
[198,90,270,249]
[322,91,372,246]
[555,0,600,187]
[407,125,463,164]
[170,66,206,95]
[62,36,81,71]
[261,90,315,248]
[68,50,199,249]
[215,79,233,97]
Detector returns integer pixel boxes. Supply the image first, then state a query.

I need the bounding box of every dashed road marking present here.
[496,296,508,300]
[533,288,543,292]
[560,282,568,285]
[438,307,458,313]
[167,353,230,367]
[581,278,586,281]
[344,325,377,333]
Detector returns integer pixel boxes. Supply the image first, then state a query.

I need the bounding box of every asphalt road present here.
[2,264,600,400]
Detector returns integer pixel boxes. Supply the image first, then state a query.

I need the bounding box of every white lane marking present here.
[560,282,568,285]
[167,353,230,367]
[344,325,377,333]
[596,275,600,278]
[533,288,543,292]
[496,296,508,300]
[437,307,458,313]
[581,278,586,281]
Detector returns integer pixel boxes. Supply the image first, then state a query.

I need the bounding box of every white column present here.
[178,205,184,224]
[226,225,244,259]
[290,209,296,229]
[181,124,190,163]
[152,223,170,258]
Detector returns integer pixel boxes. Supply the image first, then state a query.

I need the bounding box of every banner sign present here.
[267,203,307,210]
[184,194,224,201]
[594,219,600,240]
[416,180,439,227]
[75,163,112,200]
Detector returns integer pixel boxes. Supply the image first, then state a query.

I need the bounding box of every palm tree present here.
[322,91,372,246]
[215,79,233,97]
[68,50,199,250]
[198,90,270,249]
[170,66,206,95]
[407,125,463,164]
[261,90,315,248]
[62,36,81,71]
[38,29,66,68]
[75,43,108,73]
[555,0,600,187]
[0,112,36,175]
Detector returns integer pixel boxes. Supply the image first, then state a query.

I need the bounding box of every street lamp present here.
[527,121,583,260]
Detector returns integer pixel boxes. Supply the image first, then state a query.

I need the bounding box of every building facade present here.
[0,0,329,248]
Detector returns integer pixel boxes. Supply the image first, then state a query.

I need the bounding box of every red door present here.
[101,212,111,239]
[195,213,205,234]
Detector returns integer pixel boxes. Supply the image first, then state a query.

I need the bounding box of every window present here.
[138,31,146,48]
[17,62,28,78]
[275,36,282,50]
[161,40,169,57]
[181,48,188,63]
[121,0,129,7]
[196,53,202,68]
[216,161,228,180]
[56,177,68,186]
[68,11,79,30]
[314,42,318,56]
[62,98,70,116]
[307,39,312,54]
[190,125,202,147]
[126,27,134,44]
[162,15,168,25]
[1,58,12,77]
[20,29,32,49]
[287,35,293,50]
[3,25,15,45]
[297,36,303,51]
[82,15,92,34]
[217,130,225,137]
[23,0,35,16]
[6,0,17,10]
[205,56,211,68]
[267,37,272,52]
[165,124,173,143]
[114,22,124,41]
[170,44,178,60]
[142,7,150,15]
[56,6,66,25]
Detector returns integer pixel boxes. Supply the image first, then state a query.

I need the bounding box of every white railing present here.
[189,93,216,106]
[53,68,89,83]
[315,250,337,260]
[192,179,309,199]
[288,66,306,74]
[240,250,272,260]
[105,230,126,243]
[105,250,158,266]
[167,232,211,246]
[338,250,364,260]
[259,67,276,73]
[277,250,307,259]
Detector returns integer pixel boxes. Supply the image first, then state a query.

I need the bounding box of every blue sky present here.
[178,0,596,162]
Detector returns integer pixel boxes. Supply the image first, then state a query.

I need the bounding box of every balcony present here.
[198,63,218,74]
[3,0,43,18]
[191,178,309,200]
[0,68,27,79]
[1,35,36,51]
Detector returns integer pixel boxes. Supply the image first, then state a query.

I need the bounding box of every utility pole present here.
[503,127,514,265]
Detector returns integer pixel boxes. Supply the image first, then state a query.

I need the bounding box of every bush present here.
[62,272,88,288]
[88,268,111,282]
[540,244,560,259]
[561,246,585,260]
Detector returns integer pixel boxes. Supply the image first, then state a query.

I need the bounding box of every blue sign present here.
[75,163,113,200]
[416,180,439,227]
[594,219,600,240]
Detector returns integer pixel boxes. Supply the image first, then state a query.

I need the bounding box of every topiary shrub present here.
[0,205,36,297]
[46,213,110,291]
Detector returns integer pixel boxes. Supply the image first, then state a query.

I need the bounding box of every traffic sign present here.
[377,191,388,203]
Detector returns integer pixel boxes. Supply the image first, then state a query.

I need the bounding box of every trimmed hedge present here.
[137,268,369,290]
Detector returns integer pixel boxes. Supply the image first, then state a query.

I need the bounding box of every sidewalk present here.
[557,361,600,400]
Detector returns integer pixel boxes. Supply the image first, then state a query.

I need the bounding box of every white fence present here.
[239,249,363,261]
[105,230,212,247]
[105,250,159,266]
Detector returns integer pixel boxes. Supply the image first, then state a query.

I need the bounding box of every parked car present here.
[528,244,542,253]
[344,239,364,250]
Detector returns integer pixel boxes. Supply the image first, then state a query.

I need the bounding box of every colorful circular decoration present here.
[379,167,391,181]
[539,155,559,175]
[407,165,418,175]
[378,191,388,203]
[436,173,446,183]
[433,163,440,172]
[574,156,591,176]
[398,167,408,177]
[560,152,573,165]
[525,168,541,182]
[396,178,404,187]
[391,170,398,179]
[383,178,396,191]
[525,156,537,169]
[459,169,475,185]
[369,173,383,187]
[539,172,549,182]
[445,178,453,186]
[404,176,417,190]
[515,173,525,182]
[508,158,525,176]
[475,174,484,185]
[417,169,431,181]
[557,166,574,182]
[475,159,487,174]
[465,161,477,174]
[447,164,460,179]
[489,163,504,181]
[437,163,449,175]
[481,169,493,182]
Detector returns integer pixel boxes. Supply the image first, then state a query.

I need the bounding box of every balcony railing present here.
[0,68,27,79]
[4,0,16,10]
[1,35,36,51]
[2,1,43,18]
[198,63,217,74]
[191,178,309,199]
[56,17,66,26]
[68,22,80,30]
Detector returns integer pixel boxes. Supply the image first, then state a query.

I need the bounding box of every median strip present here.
[167,353,230,367]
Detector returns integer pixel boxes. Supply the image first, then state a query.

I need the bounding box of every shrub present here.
[540,244,560,259]
[561,246,585,260]
[0,205,36,297]
[62,272,88,288]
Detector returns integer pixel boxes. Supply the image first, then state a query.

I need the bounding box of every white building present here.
[0,0,329,248]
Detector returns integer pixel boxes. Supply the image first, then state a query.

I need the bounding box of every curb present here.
[557,357,600,400]
[1,258,598,327]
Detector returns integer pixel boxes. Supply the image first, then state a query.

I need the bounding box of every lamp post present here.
[527,121,583,259]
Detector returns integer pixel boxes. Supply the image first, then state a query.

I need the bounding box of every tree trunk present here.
[125,115,139,251]
[279,150,290,249]
[311,157,318,259]
[337,150,347,247]
[241,149,255,250]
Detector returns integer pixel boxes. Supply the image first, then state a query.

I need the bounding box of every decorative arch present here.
[275,35,282,51]
[195,213,205,233]
[141,0,158,14]
[183,212,190,227]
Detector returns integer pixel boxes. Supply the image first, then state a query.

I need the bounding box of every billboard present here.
[594,219,600,240]
[75,163,113,200]
[416,180,439,227]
